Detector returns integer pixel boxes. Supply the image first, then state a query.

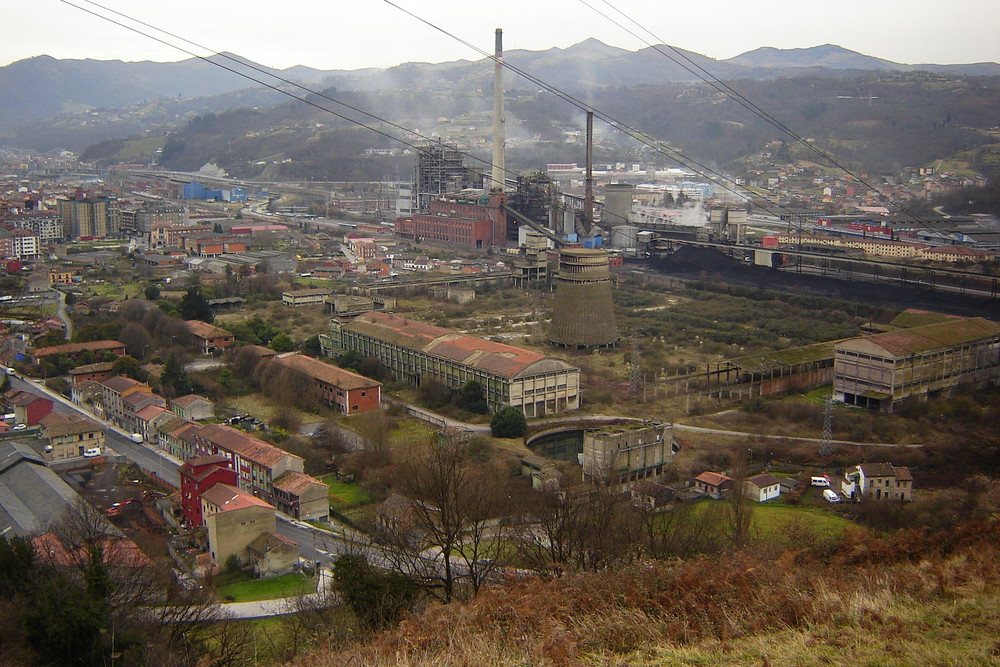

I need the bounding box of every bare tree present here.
[367,431,512,601]
[726,451,755,548]
[354,410,393,453]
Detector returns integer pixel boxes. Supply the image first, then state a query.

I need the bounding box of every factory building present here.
[399,191,510,249]
[582,421,678,485]
[833,316,1000,412]
[324,311,580,417]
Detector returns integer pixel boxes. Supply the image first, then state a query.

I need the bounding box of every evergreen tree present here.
[159,353,192,398]
[490,406,527,438]
[179,287,214,323]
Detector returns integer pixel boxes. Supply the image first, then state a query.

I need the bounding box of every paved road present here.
[8,374,183,487]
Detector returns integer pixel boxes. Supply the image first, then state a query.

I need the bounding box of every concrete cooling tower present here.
[548,248,619,348]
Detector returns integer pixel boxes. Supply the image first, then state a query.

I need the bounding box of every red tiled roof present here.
[271,354,380,391]
[272,470,326,496]
[201,483,273,512]
[347,312,576,379]
[33,340,124,358]
[197,423,299,469]
[171,394,211,409]
[694,471,732,487]
[184,320,233,340]
[100,375,150,394]
[32,533,152,568]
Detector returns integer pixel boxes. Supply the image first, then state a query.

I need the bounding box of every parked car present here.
[12,423,27,431]
[130,433,143,443]
[83,447,102,458]
[811,475,831,487]
[822,488,841,503]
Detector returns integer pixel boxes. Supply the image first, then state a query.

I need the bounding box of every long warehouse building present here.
[323,312,580,417]
[833,315,1000,412]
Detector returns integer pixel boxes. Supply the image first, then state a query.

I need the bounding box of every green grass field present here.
[319,474,374,510]
[684,497,853,544]
[218,572,315,603]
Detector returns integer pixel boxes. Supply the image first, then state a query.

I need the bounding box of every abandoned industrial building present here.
[581,421,678,485]
[321,311,580,416]
[833,315,1000,412]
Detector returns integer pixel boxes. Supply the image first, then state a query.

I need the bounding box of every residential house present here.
[201,483,296,569]
[184,320,235,354]
[841,463,914,501]
[8,390,53,425]
[743,473,782,502]
[270,353,381,415]
[156,416,202,460]
[179,454,238,527]
[170,394,215,421]
[122,391,167,433]
[271,470,329,521]
[41,415,105,460]
[98,375,155,428]
[245,532,299,576]
[693,471,733,499]
[133,404,170,442]
[68,361,115,386]
[191,423,305,504]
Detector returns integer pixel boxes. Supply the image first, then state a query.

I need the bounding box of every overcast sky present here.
[4,0,999,69]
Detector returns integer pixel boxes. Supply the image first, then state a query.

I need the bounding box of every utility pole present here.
[819,395,834,457]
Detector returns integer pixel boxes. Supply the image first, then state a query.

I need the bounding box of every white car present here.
[83,447,102,458]
[130,433,143,443]
[12,423,27,431]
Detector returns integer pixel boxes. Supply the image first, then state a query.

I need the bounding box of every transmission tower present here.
[627,335,643,398]
[819,395,834,457]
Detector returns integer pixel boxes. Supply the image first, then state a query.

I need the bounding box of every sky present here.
[4,0,999,70]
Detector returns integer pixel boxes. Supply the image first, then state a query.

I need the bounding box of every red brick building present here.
[68,361,115,386]
[403,191,509,249]
[270,353,381,415]
[179,454,239,527]
[184,320,235,354]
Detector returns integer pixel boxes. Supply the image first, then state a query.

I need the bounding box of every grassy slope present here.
[294,524,1000,666]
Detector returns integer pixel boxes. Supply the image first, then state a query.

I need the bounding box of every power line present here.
[66,0,794,219]
[61,0,524,187]
[579,0,924,221]
[381,0,796,217]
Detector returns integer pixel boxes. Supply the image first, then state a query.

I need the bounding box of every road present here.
[9,373,183,486]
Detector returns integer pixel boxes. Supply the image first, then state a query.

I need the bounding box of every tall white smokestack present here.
[491,28,506,192]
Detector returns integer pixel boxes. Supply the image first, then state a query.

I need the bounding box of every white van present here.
[130,433,143,443]
[811,476,831,487]
[822,489,840,503]
[83,447,102,458]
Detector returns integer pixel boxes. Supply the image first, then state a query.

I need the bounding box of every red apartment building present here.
[179,454,239,527]
[190,423,305,504]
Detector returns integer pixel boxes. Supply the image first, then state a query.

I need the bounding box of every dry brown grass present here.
[291,523,1000,667]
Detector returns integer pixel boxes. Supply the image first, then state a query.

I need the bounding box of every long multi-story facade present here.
[58,195,121,239]
[325,311,580,417]
[833,316,1000,412]
[3,211,64,245]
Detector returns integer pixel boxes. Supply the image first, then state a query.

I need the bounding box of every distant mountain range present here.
[3,41,998,134]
